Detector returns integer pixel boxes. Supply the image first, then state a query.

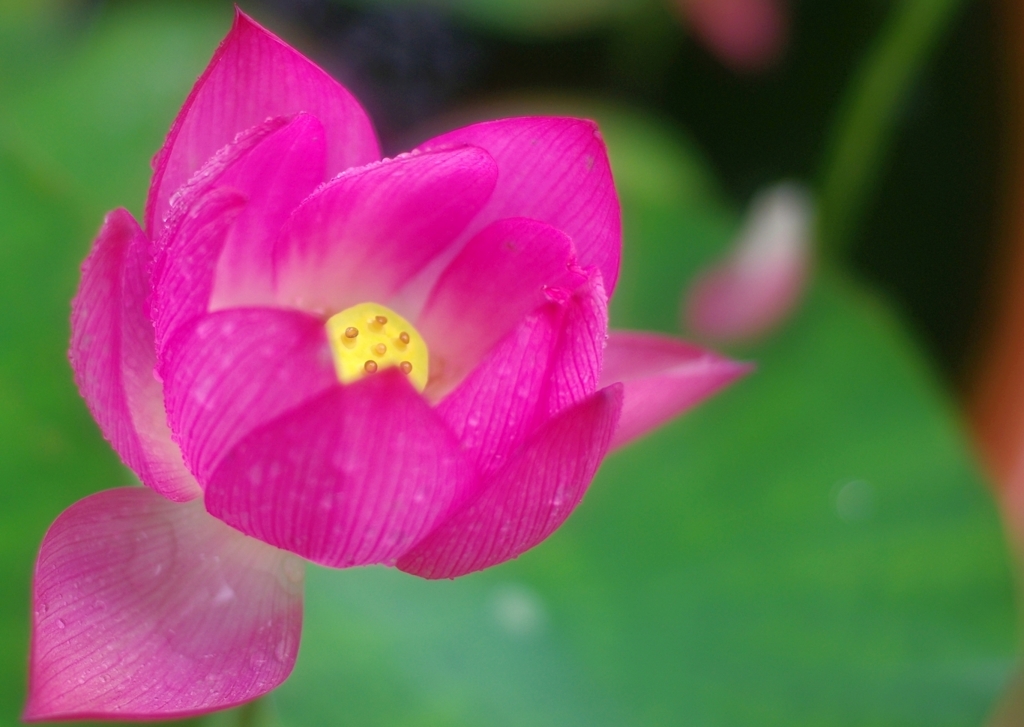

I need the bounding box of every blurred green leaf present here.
[274,108,1016,726]
[3,1,228,218]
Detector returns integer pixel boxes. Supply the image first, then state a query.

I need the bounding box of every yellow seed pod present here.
[324,302,429,392]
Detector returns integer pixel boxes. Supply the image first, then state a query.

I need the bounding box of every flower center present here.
[325,302,429,392]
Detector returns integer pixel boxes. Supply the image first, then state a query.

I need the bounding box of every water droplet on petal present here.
[282,556,304,586]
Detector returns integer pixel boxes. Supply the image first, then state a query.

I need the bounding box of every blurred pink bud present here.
[684,183,812,342]
[681,0,788,72]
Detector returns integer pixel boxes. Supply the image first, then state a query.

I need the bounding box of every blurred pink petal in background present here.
[684,182,812,342]
[679,0,788,72]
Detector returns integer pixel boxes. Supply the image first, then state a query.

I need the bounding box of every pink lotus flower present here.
[24,10,748,721]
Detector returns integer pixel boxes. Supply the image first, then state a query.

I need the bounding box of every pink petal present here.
[684,182,812,342]
[417,117,621,293]
[600,332,751,450]
[541,272,608,418]
[24,487,304,721]
[437,304,564,476]
[397,385,623,580]
[160,308,338,486]
[173,113,328,309]
[205,371,474,568]
[69,210,200,502]
[146,9,378,238]
[418,217,586,396]
[273,147,497,315]
[434,269,607,476]
[158,116,291,249]
[682,0,788,72]
[211,114,327,309]
[152,114,326,324]
[151,189,247,356]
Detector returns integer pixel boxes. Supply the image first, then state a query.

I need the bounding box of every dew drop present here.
[282,556,304,585]
[364,360,378,373]
[56,619,66,630]
[275,639,292,662]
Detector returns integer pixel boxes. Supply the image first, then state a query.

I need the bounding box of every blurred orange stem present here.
[971,0,1024,511]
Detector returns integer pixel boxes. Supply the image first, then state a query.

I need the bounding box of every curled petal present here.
[398,385,623,580]
[154,114,326,316]
[24,488,304,721]
[206,371,474,568]
[151,189,247,355]
[161,113,327,309]
[541,271,608,418]
[435,271,607,476]
[684,182,812,342]
[437,305,565,476]
[418,117,621,293]
[212,114,326,308]
[274,147,498,315]
[160,308,338,485]
[157,116,291,250]
[600,332,751,450]
[146,9,378,238]
[69,209,200,501]
[419,217,586,395]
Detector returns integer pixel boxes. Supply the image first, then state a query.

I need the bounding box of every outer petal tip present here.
[25,488,303,721]
[684,182,812,343]
[601,332,751,450]
[146,7,379,238]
